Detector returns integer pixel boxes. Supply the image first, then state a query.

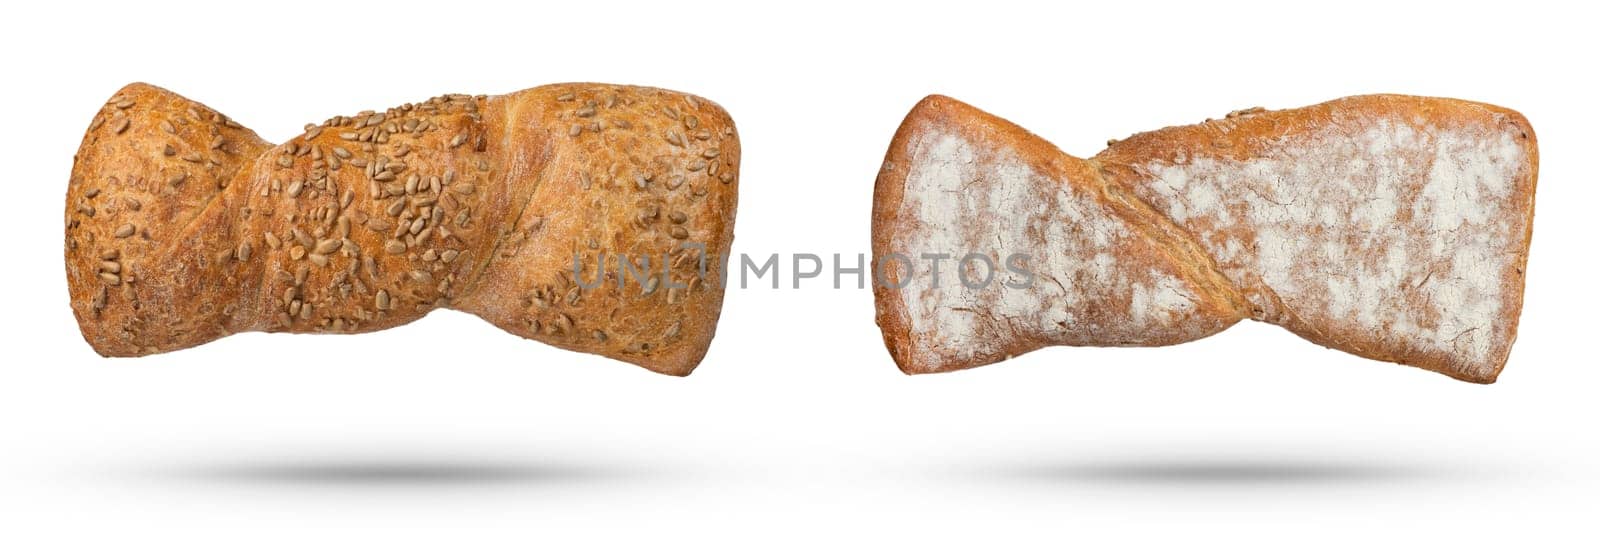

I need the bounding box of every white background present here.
[2,0,1594,530]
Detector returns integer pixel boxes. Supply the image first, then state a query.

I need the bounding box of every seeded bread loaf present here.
[65,82,740,375]
[872,94,1536,383]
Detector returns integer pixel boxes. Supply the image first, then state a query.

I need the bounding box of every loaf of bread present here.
[872,94,1537,383]
[65,82,739,375]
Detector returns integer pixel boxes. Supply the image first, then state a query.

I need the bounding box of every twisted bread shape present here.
[65,83,740,375]
[872,95,1536,383]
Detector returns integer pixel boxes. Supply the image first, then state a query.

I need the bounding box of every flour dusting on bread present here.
[886,120,1228,372]
[1133,117,1528,376]
[874,94,1536,382]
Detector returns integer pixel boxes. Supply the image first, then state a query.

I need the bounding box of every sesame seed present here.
[113,224,135,238]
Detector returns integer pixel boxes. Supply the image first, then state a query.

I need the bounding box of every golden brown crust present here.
[873,94,1537,383]
[65,82,739,376]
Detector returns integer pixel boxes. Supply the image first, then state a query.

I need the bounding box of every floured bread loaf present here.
[65,83,740,375]
[872,94,1537,383]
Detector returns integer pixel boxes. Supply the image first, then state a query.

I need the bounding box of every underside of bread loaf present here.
[873,94,1537,383]
[64,83,739,375]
